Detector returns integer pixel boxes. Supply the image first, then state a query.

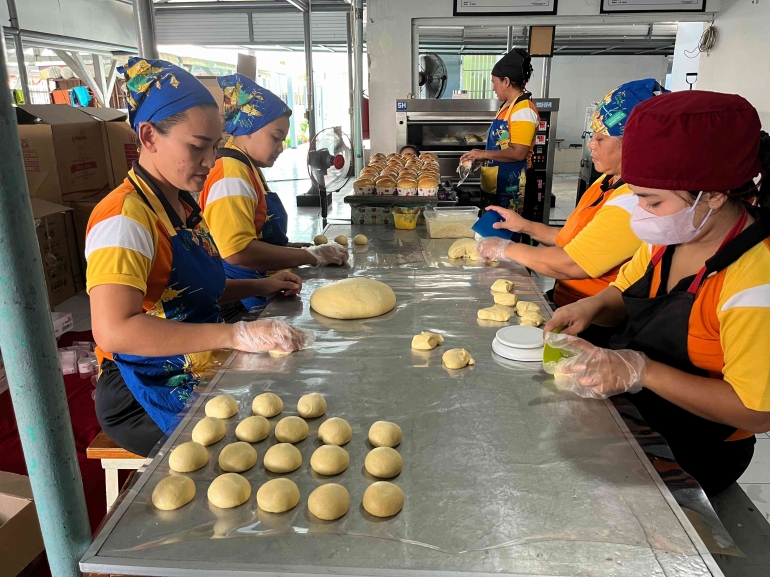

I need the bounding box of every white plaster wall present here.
[367,0,716,153]
[0,0,136,48]
[697,0,770,129]
[670,22,705,92]
[527,55,669,145]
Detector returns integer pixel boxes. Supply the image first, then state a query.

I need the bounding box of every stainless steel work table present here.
[81,225,723,577]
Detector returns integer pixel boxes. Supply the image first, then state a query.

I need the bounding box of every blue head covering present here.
[218,73,292,136]
[591,78,669,137]
[119,58,217,133]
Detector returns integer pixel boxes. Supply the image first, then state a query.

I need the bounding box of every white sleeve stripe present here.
[85,215,154,261]
[509,108,539,123]
[206,177,257,204]
[604,193,639,215]
[722,284,770,311]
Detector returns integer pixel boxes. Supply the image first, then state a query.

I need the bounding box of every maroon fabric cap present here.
[622,90,762,191]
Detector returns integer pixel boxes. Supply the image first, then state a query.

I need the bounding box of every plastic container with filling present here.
[423,206,479,238]
[393,207,420,230]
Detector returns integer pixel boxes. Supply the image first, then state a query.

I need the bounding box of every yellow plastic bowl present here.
[393,208,419,230]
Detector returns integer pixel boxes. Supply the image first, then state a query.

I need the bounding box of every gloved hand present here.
[476,237,513,262]
[543,332,647,399]
[232,319,315,353]
[305,243,349,267]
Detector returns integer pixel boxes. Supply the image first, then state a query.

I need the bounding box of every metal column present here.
[6,0,29,104]
[0,46,91,577]
[303,3,316,140]
[346,12,355,149]
[352,0,364,173]
[411,22,420,97]
[133,0,159,60]
[506,26,513,52]
[541,57,551,98]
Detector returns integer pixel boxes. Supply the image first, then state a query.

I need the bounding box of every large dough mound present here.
[448,238,478,260]
[310,278,396,320]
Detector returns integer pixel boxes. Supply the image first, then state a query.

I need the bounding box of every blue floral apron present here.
[113,166,226,432]
[480,94,531,212]
[217,148,290,311]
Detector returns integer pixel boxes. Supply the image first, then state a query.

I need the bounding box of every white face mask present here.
[630,191,713,246]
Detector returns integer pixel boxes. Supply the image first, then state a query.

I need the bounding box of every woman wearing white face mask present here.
[543,91,770,496]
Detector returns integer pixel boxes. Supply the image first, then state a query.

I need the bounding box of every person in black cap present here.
[461,48,538,211]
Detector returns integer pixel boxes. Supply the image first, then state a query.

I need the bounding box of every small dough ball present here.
[192,417,226,446]
[442,348,475,369]
[308,483,350,520]
[297,393,327,418]
[169,441,209,473]
[520,311,545,327]
[314,234,328,246]
[252,393,283,418]
[490,279,515,293]
[257,478,300,513]
[493,292,518,306]
[448,238,478,260]
[152,475,195,510]
[218,442,258,472]
[368,421,402,448]
[477,305,511,322]
[235,416,271,443]
[365,447,403,478]
[275,416,309,443]
[515,301,541,316]
[363,481,404,517]
[411,331,444,350]
[353,234,368,245]
[205,395,239,419]
[263,443,302,473]
[310,445,350,475]
[334,235,349,245]
[207,473,251,508]
[318,418,353,446]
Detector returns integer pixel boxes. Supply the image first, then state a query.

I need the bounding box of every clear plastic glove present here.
[486,205,530,233]
[476,237,513,262]
[305,243,349,267]
[232,319,315,353]
[543,332,647,399]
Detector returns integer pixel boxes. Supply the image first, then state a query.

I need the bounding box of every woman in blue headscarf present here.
[200,73,348,312]
[86,59,311,456]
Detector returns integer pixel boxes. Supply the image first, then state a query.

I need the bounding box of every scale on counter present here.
[491,325,544,362]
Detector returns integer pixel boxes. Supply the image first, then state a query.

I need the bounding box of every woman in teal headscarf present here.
[200,73,348,312]
[87,59,311,456]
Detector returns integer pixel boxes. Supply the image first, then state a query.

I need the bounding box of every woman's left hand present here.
[260,271,302,297]
[544,332,648,399]
[476,237,513,262]
[460,149,487,165]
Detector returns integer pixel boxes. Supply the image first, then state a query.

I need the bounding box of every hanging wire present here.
[684,22,718,58]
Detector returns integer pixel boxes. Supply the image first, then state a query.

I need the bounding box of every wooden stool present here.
[87,431,150,509]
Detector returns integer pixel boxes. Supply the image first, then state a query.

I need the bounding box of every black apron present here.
[609,206,770,494]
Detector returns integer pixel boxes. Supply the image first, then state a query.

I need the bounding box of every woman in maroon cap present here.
[544,91,770,495]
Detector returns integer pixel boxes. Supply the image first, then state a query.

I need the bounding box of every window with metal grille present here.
[460,54,502,99]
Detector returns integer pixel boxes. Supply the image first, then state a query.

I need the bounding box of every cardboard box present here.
[51,311,74,338]
[78,108,138,188]
[16,105,113,206]
[0,472,45,577]
[31,198,76,308]
[70,201,99,274]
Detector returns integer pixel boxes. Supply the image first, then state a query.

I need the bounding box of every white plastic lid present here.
[492,337,543,362]
[495,325,544,349]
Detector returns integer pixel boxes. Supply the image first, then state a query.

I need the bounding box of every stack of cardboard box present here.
[16,104,138,309]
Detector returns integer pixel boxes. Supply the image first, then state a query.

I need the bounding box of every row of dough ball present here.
[204,391,327,422]
[411,330,476,370]
[313,234,369,247]
[476,279,545,326]
[153,474,403,520]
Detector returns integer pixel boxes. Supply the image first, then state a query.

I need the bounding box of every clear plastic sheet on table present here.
[84,227,721,576]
